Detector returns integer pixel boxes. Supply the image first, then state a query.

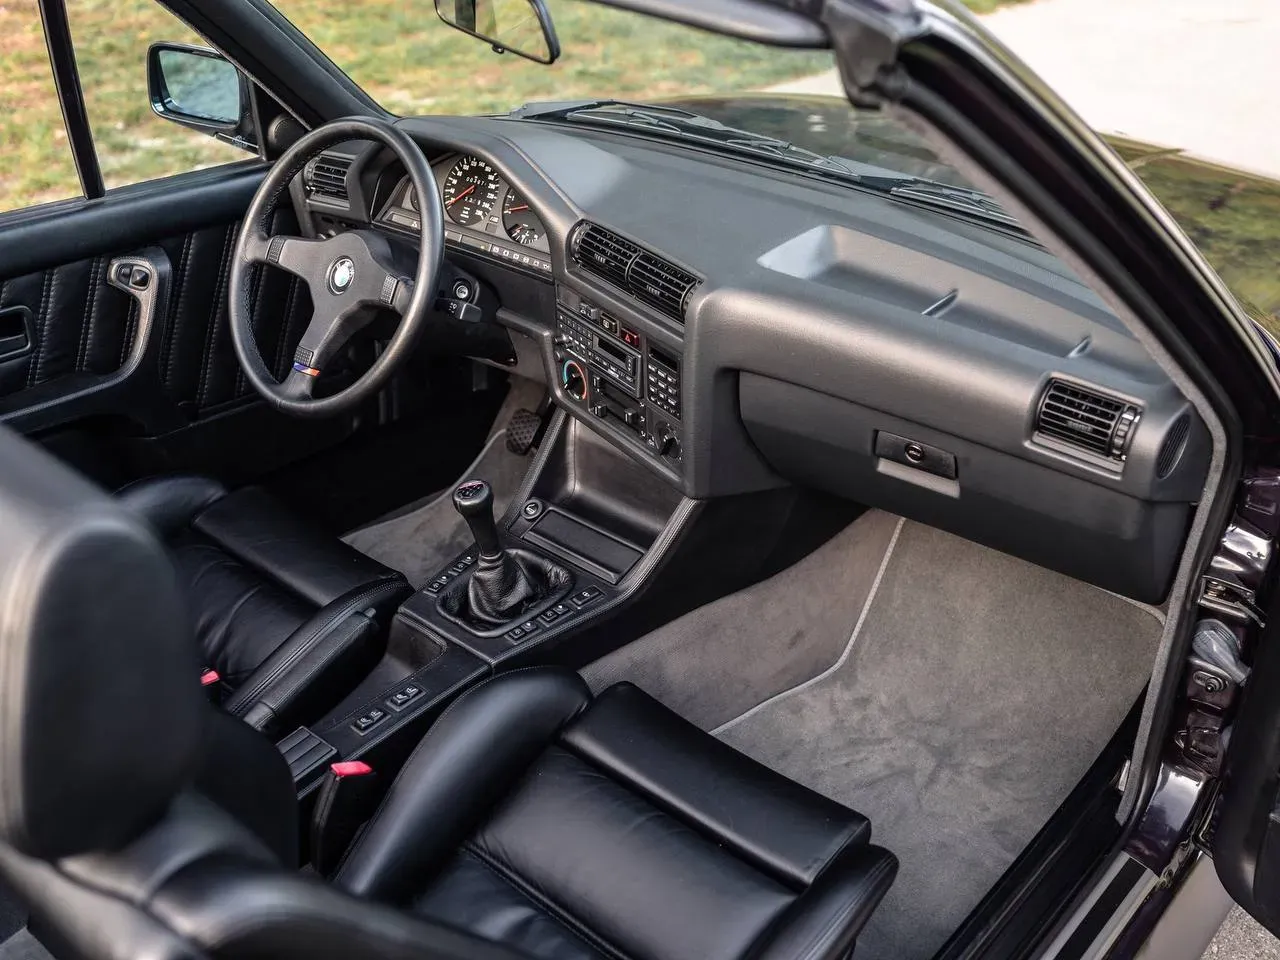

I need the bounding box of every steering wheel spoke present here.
[263,235,328,284]
[280,364,318,401]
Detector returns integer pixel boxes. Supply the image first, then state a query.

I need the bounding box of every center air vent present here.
[1035,379,1141,462]
[572,223,699,323]
[307,155,352,202]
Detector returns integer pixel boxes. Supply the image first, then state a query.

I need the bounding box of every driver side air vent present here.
[1035,379,1141,462]
[306,155,352,202]
[572,223,699,323]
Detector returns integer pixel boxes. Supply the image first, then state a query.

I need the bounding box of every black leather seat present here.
[335,669,899,960]
[0,427,896,960]
[117,474,409,732]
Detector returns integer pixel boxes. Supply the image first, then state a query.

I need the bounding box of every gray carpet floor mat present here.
[582,510,902,729]
[343,378,543,586]
[0,930,51,960]
[587,512,1163,960]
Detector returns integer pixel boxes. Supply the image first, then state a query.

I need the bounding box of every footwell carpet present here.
[587,515,1162,960]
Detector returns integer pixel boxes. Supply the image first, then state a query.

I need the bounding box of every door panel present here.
[0,166,338,488]
[0,255,136,398]
[0,211,312,418]
[149,215,312,416]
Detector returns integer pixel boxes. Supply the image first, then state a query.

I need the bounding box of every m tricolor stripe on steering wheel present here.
[292,362,321,377]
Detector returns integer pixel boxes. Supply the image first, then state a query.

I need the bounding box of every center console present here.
[554,286,684,470]
[278,409,691,800]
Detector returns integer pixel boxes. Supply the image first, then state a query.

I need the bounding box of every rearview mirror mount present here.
[435,0,560,65]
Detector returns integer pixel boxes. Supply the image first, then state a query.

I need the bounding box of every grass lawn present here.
[2,0,1015,210]
[3,0,1273,334]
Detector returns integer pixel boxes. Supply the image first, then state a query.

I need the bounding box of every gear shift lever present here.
[445,478,571,630]
[452,479,502,559]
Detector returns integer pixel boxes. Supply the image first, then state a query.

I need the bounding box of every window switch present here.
[385,684,423,711]
[351,707,387,734]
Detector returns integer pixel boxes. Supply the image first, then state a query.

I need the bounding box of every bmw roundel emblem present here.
[327,257,355,294]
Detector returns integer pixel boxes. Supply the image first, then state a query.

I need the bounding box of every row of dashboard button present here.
[350,681,424,735]
[424,553,475,595]
[507,585,603,645]
[444,229,553,273]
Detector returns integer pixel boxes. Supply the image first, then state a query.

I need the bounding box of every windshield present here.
[268,0,977,189]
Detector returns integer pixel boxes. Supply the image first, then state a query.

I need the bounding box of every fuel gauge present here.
[502,190,547,250]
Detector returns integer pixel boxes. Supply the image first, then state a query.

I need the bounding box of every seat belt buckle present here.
[310,760,380,877]
[200,668,224,705]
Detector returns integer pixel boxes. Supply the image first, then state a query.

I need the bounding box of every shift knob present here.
[453,479,501,558]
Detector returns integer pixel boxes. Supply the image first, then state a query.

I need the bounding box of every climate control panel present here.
[555,287,683,470]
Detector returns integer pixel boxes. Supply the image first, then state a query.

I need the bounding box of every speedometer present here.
[442,156,501,227]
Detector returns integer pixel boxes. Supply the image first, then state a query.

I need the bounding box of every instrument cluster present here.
[379,154,551,257]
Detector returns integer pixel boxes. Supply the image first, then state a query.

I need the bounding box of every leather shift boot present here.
[440,547,571,630]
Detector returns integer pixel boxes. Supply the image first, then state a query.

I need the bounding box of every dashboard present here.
[292,114,1211,604]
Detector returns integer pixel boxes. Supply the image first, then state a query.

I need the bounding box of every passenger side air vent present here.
[572,223,699,323]
[1035,379,1141,462]
[1157,414,1191,478]
[306,155,352,202]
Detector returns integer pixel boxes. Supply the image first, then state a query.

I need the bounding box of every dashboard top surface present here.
[298,113,1203,511]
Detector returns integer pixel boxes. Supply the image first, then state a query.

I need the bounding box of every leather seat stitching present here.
[461,844,631,960]
[230,581,400,709]
[234,616,365,720]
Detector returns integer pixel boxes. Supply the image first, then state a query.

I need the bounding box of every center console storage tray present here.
[523,507,643,583]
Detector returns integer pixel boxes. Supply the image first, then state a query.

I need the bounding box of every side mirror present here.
[147,42,257,152]
[435,0,560,65]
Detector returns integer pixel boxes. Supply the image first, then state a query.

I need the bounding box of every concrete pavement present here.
[768,0,1280,178]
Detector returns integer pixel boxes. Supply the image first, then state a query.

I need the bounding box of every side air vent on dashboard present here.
[306,155,352,201]
[572,223,700,323]
[1157,414,1191,478]
[1035,379,1141,463]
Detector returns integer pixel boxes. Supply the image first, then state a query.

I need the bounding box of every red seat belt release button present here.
[200,669,220,687]
[330,760,373,778]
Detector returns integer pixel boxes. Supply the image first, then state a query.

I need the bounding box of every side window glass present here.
[66,0,249,190]
[0,0,84,213]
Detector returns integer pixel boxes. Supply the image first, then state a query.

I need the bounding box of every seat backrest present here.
[0,424,524,960]
[0,425,203,859]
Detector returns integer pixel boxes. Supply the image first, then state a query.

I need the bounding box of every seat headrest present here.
[0,426,203,860]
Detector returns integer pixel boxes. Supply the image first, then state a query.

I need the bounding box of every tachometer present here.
[443,156,501,227]
[502,190,545,248]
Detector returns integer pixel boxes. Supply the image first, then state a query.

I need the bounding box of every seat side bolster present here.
[750,845,899,960]
[333,667,590,904]
[562,682,871,889]
[222,579,409,731]
[115,475,227,539]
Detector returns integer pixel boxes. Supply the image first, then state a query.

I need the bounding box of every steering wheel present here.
[228,116,443,418]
